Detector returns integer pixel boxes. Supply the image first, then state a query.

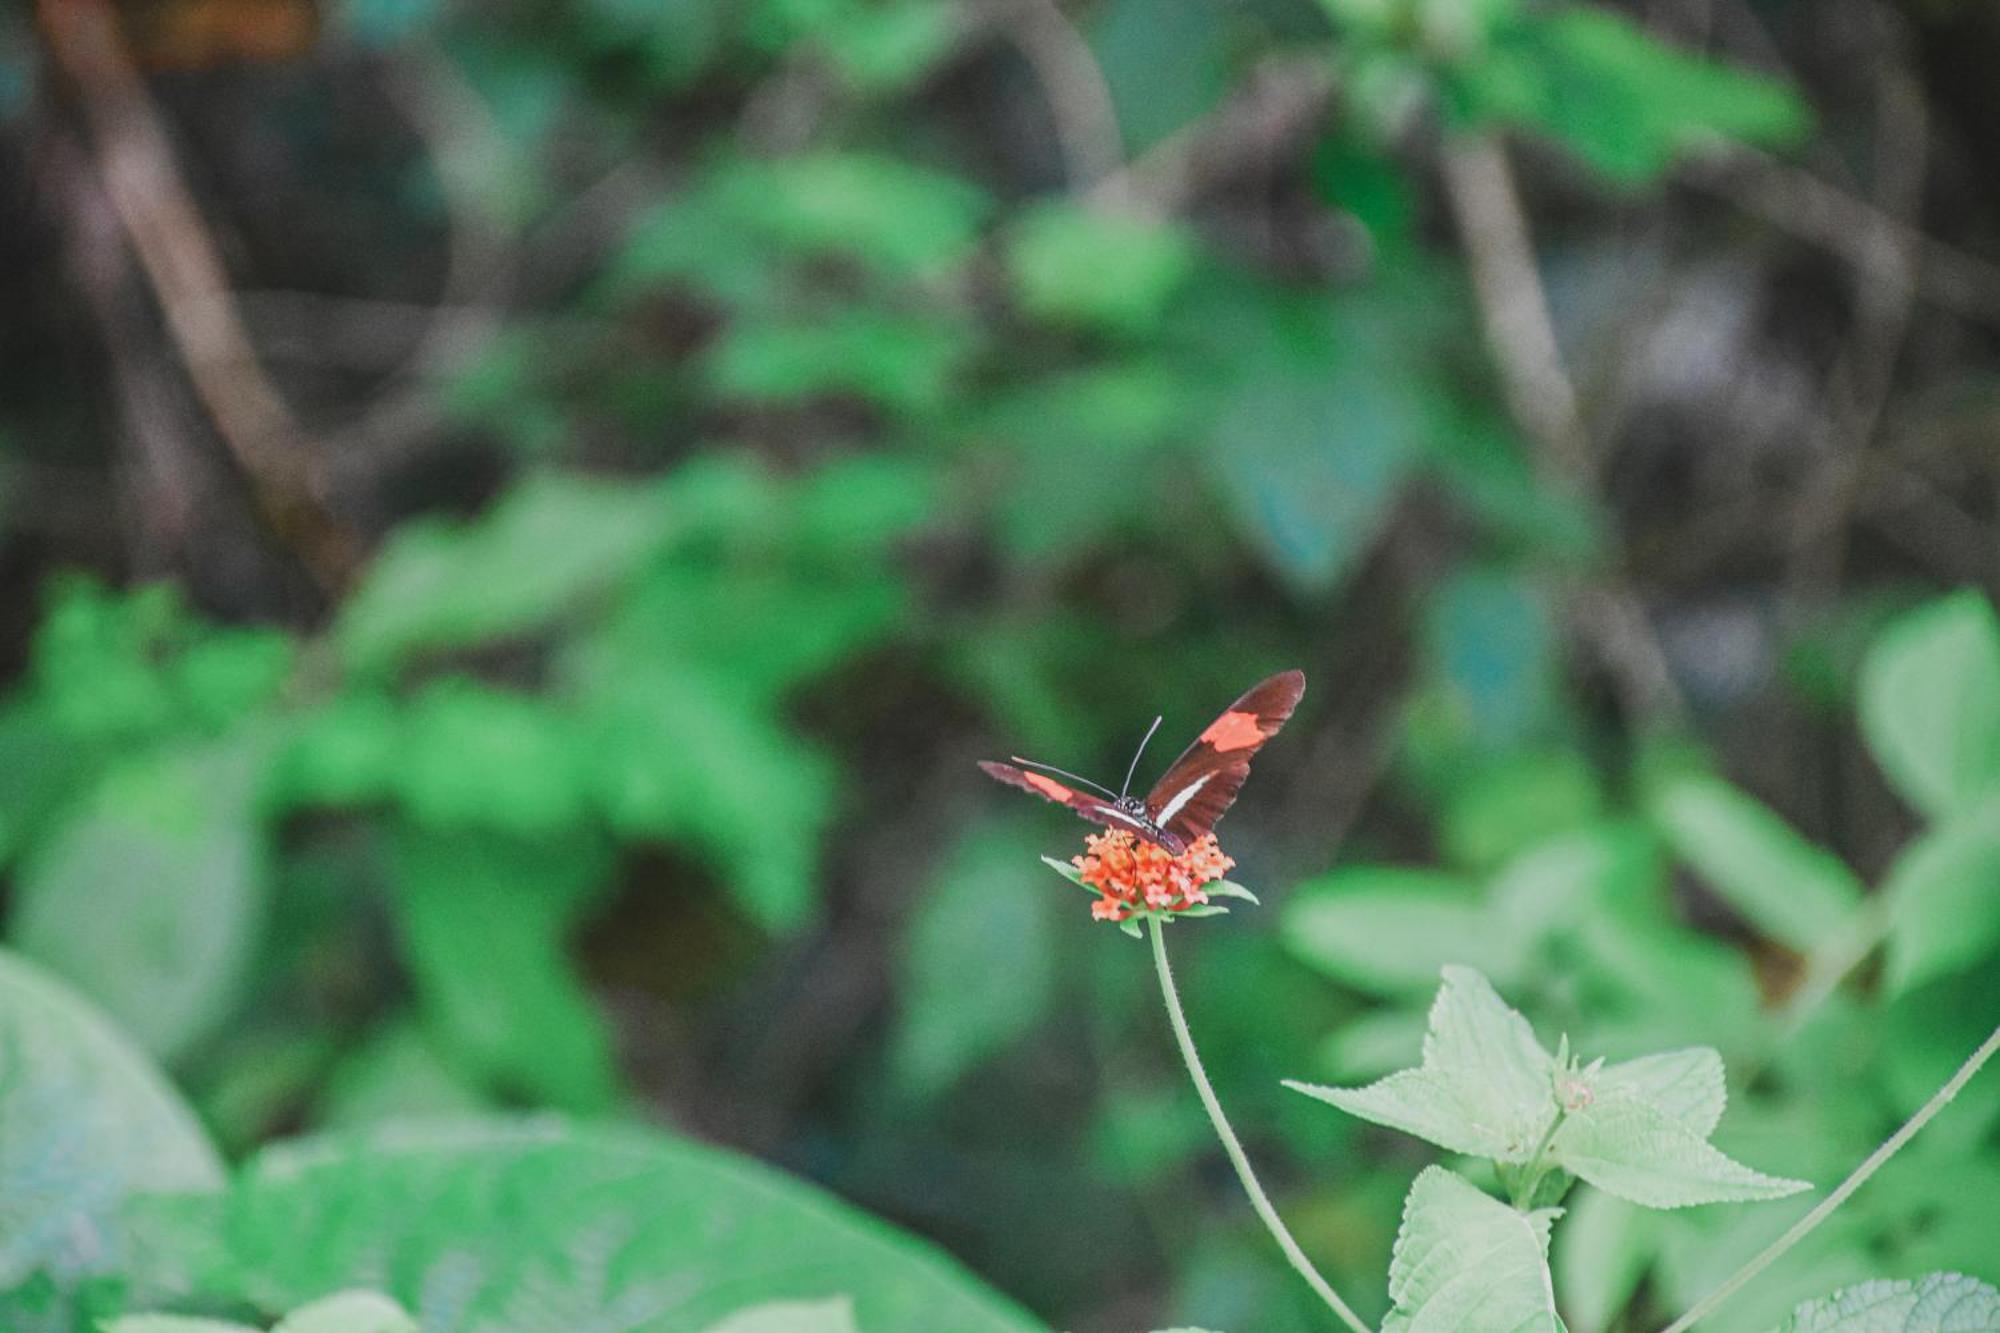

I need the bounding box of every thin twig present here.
[1150,917,1373,1333]
[1658,1021,2000,1333]
[38,0,358,590]
[989,0,1124,191]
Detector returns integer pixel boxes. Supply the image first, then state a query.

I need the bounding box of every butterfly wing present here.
[1142,669,1305,845]
[980,761,1135,833]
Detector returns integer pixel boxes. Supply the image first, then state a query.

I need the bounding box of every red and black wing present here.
[979,761,1147,835]
[1142,669,1304,846]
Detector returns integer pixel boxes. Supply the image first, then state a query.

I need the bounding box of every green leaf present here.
[1089,0,1229,154]
[103,1319,257,1333]
[315,1018,490,1129]
[165,1121,1039,1332]
[1881,806,2000,994]
[1552,1093,1809,1208]
[1424,567,1560,754]
[388,824,619,1112]
[1282,868,1524,995]
[1006,205,1197,336]
[0,948,223,1289]
[1649,773,1864,955]
[1381,1167,1562,1333]
[703,1297,860,1333]
[1773,1272,2000,1332]
[336,472,680,675]
[10,738,269,1062]
[1592,1047,1726,1139]
[1198,283,1434,592]
[1467,6,1809,186]
[1858,592,2000,820]
[892,824,1058,1100]
[708,308,968,418]
[390,679,592,835]
[1287,966,1554,1161]
[274,1291,419,1333]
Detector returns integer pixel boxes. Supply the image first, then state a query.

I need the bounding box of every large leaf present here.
[152,1121,1041,1332]
[891,824,1058,1100]
[1287,966,1554,1161]
[108,1291,418,1333]
[388,824,619,1113]
[10,738,269,1062]
[0,948,222,1290]
[1381,1167,1561,1333]
[1649,774,1864,956]
[703,1298,859,1333]
[1773,1272,2000,1333]
[1881,806,2000,995]
[1005,205,1196,336]
[1858,592,2000,820]
[336,472,680,676]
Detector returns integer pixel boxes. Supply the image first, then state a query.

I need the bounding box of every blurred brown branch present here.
[35,0,358,592]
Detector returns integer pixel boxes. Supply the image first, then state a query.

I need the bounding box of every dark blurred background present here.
[2,0,1998,1328]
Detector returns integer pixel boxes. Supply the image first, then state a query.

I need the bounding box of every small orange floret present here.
[1198,709,1265,752]
[1072,829,1235,922]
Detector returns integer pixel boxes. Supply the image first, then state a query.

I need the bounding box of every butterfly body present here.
[980,670,1304,853]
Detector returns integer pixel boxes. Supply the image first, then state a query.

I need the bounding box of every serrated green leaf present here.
[1552,1094,1810,1208]
[0,949,223,1291]
[1858,592,2000,819]
[1283,868,1523,996]
[702,1297,859,1333]
[10,738,269,1062]
[1593,1047,1727,1138]
[1287,966,1554,1160]
[1882,806,2000,994]
[163,1121,1038,1331]
[1382,1166,1562,1333]
[1773,1272,2000,1332]
[893,825,1058,1100]
[1649,774,1864,955]
[388,824,619,1112]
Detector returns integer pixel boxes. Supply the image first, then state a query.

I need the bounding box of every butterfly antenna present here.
[1009,757,1120,800]
[1119,715,1163,798]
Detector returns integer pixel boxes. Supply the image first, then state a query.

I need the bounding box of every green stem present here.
[1148,916,1373,1333]
[1659,1020,2000,1333]
[1507,1105,1569,1210]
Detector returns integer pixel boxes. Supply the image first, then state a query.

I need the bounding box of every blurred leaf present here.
[274,1291,419,1333]
[1649,773,1865,956]
[333,0,435,45]
[1773,1273,2000,1333]
[1553,1186,1655,1333]
[1858,591,2000,820]
[1881,804,2000,994]
[892,823,1058,1100]
[104,1318,257,1333]
[336,472,679,676]
[1090,0,1229,153]
[0,704,97,866]
[584,667,832,931]
[273,692,401,810]
[389,824,619,1112]
[1424,567,1559,753]
[1283,867,1524,996]
[1288,966,1554,1161]
[0,949,223,1290]
[1006,205,1197,336]
[167,1121,1040,1331]
[316,1019,491,1130]
[1436,750,1604,873]
[703,1297,859,1333]
[391,679,592,835]
[1381,1167,1560,1333]
[1316,1007,1427,1081]
[10,738,270,1063]
[1200,287,1435,592]
[1465,6,1810,185]
[709,309,968,417]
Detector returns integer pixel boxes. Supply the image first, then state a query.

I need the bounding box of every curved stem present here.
[1659,1020,2000,1333]
[1148,916,1372,1333]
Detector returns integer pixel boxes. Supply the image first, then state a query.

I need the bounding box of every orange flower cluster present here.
[1072,829,1235,922]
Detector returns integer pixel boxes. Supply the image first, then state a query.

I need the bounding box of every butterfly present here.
[980,670,1304,855]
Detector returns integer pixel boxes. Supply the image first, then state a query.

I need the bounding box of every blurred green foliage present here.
[1,0,1996,1327]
